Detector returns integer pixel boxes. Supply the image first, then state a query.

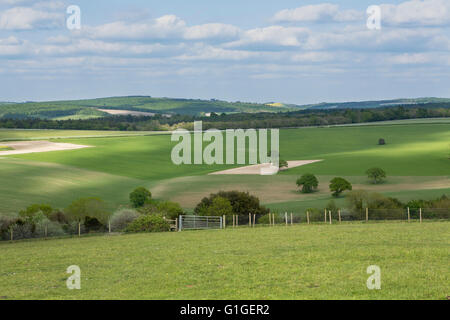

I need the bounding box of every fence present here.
[178,215,223,231]
[1,208,448,241]
[220,208,450,228]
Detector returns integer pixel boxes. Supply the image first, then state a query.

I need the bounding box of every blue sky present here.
[0,0,449,104]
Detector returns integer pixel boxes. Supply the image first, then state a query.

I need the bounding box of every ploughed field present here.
[0,122,448,213]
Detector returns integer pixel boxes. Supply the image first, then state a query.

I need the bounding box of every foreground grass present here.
[0,222,448,300]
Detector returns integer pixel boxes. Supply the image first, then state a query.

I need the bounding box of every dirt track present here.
[0,140,91,156]
[210,160,323,175]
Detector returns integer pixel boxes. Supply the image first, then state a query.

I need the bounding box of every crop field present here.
[0,122,448,213]
[0,221,448,300]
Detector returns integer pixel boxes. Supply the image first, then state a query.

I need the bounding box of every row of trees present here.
[296,168,387,197]
[1,105,449,131]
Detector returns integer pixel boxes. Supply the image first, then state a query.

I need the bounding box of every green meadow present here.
[0,222,448,300]
[0,122,448,213]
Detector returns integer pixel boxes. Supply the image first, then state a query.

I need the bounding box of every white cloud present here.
[273,3,362,23]
[226,26,309,49]
[0,5,63,30]
[381,0,450,26]
[184,23,240,40]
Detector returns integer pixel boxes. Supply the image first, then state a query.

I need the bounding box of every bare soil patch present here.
[209,160,323,175]
[0,140,91,156]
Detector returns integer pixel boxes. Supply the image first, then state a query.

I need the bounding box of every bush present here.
[194,191,269,216]
[110,209,139,232]
[125,214,170,233]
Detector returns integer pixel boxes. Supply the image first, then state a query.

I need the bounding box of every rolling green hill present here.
[0,96,294,119]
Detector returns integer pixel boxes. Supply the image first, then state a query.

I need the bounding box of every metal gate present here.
[178,215,223,231]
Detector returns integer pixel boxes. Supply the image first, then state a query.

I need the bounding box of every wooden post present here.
[253,214,256,227]
[324,209,327,223]
[366,208,369,222]
[285,212,288,226]
[108,221,111,233]
[223,215,226,229]
[249,213,251,227]
[291,213,293,225]
[329,211,332,225]
[419,208,422,223]
[407,207,410,223]
[236,215,239,227]
[78,222,81,237]
[272,213,275,226]
[338,210,341,223]
[175,217,179,231]
[45,225,48,238]
[10,227,13,241]
[307,211,310,224]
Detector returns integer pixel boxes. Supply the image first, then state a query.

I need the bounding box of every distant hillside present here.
[0,96,449,120]
[0,96,295,120]
[299,98,450,110]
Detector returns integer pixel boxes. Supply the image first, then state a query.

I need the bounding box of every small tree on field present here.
[296,174,319,193]
[329,177,352,197]
[279,159,288,169]
[130,187,152,208]
[366,167,387,184]
[65,197,110,224]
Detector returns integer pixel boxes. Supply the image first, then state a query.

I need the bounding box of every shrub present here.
[125,214,170,233]
[110,209,139,232]
[257,213,283,224]
[194,191,269,216]
[202,197,233,217]
[130,187,152,208]
[137,200,184,220]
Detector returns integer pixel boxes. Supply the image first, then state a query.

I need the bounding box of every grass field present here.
[0,122,448,213]
[0,221,448,300]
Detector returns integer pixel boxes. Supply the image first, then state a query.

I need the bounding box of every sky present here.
[0,0,449,104]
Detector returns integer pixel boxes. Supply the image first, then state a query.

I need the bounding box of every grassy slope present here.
[0,123,448,212]
[0,96,291,119]
[0,222,448,300]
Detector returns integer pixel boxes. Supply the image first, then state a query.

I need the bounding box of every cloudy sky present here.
[0,0,449,104]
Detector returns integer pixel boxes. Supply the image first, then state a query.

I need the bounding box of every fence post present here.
[78,222,81,237]
[338,209,341,223]
[249,213,252,227]
[307,211,310,224]
[175,216,178,231]
[273,213,275,226]
[285,212,288,226]
[236,215,239,227]
[108,221,111,233]
[179,215,182,231]
[10,227,13,241]
[407,207,410,223]
[223,215,226,229]
[45,224,48,238]
[253,214,256,227]
[366,208,369,222]
[324,209,327,223]
[291,213,293,225]
[329,211,332,225]
[419,208,422,223]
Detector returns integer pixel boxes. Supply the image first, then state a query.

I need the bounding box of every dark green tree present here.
[366,167,387,184]
[329,177,353,197]
[296,174,319,193]
[130,187,152,208]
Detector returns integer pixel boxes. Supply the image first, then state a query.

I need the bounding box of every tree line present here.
[0,105,449,131]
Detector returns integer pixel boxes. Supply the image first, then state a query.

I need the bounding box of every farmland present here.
[0,122,448,213]
[0,222,448,299]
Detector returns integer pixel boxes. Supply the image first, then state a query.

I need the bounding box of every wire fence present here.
[1,208,449,241]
